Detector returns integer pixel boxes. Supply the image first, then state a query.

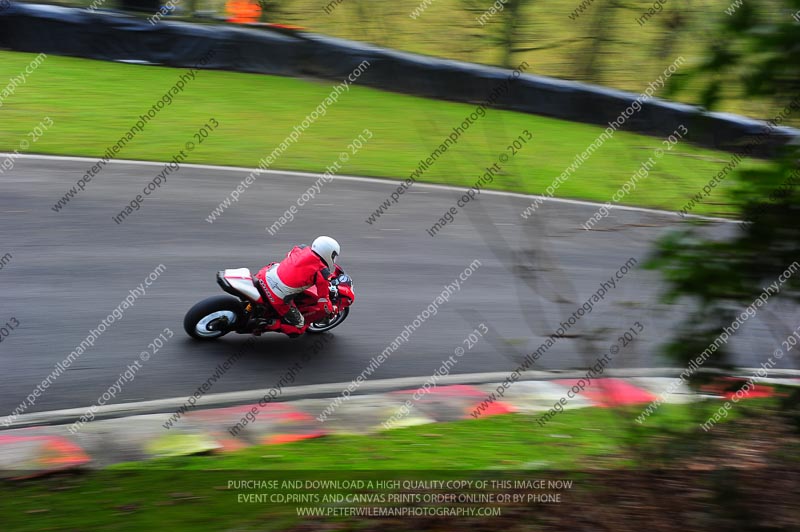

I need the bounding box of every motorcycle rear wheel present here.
[184,295,244,340]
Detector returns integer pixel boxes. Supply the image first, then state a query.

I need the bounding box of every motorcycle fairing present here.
[216,268,263,303]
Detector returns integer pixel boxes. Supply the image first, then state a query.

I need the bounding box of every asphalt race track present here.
[0,155,792,415]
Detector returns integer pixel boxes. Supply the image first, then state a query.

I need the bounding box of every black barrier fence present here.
[1,3,797,157]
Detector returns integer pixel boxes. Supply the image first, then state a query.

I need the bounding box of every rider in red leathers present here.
[254,236,340,337]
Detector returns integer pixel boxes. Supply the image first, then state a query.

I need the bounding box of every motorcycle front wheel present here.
[306,307,349,333]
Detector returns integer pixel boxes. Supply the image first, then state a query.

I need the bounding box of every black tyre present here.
[183,295,244,340]
[306,307,349,333]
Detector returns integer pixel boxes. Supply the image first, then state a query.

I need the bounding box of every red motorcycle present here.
[183,264,355,340]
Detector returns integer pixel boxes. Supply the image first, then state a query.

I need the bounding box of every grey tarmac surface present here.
[0,155,793,416]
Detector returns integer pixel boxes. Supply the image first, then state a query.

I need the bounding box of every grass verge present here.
[0,397,790,531]
[0,51,765,217]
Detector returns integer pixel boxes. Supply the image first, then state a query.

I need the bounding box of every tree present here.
[648,0,800,411]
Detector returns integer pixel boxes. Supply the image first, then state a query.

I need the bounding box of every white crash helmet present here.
[311,236,340,268]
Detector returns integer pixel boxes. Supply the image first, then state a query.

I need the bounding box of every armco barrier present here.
[1,2,797,156]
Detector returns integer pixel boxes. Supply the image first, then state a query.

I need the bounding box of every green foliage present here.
[649,0,800,382]
[668,0,800,109]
